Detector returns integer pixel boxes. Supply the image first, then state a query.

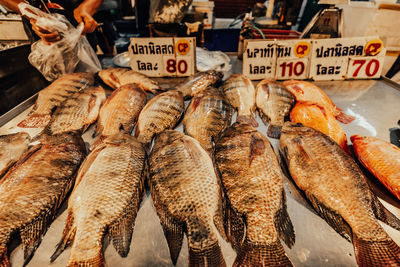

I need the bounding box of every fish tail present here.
[50,212,76,263]
[0,246,9,267]
[17,114,51,128]
[335,111,355,124]
[67,252,105,267]
[188,242,226,267]
[234,239,292,267]
[353,234,400,266]
[267,124,283,139]
[237,115,259,127]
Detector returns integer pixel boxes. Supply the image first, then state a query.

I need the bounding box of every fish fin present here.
[67,250,105,267]
[50,212,76,263]
[108,192,143,258]
[249,135,265,167]
[372,194,400,231]
[20,211,54,266]
[225,205,246,251]
[305,192,352,242]
[267,124,283,139]
[353,234,400,266]
[213,198,228,242]
[275,190,295,248]
[189,243,226,267]
[335,111,355,124]
[237,115,259,127]
[233,239,293,267]
[17,114,51,128]
[0,246,9,267]
[159,212,184,265]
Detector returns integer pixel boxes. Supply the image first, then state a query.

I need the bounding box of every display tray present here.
[0,74,400,267]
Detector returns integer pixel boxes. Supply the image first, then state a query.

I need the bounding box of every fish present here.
[95,84,147,140]
[283,80,355,124]
[290,102,349,153]
[0,132,86,266]
[183,87,233,153]
[44,86,106,136]
[98,68,161,94]
[280,123,400,266]
[351,135,400,201]
[175,70,223,98]
[221,74,258,127]
[256,79,295,138]
[149,130,226,266]
[135,90,184,144]
[0,132,31,177]
[50,134,145,266]
[18,72,94,128]
[215,122,295,266]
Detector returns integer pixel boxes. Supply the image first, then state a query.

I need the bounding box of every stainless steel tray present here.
[1,76,400,267]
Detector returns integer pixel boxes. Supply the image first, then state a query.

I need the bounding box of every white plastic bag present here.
[19,3,101,81]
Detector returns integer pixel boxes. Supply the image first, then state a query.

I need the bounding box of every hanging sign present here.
[242,36,385,81]
[128,37,195,77]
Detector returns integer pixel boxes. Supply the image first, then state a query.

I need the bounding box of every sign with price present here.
[128,37,195,77]
[242,37,385,81]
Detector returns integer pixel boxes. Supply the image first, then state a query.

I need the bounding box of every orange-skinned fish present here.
[351,135,400,200]
[290,102,350,154]
[283,80,354,124]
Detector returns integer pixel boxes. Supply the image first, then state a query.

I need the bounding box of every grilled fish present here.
[215,122,295,266]
[280,123,400,266]
[50,134,145,266]
[175,70,223,98]
[256,79,295,138]
[98,68,161,94]
[18,72,94,128]
[0,132,31,177]
[149,130,226,266]
[0,132,86,266]
[290,103,349,153]
[283,80,354,124]
[95,84,147,138]
[183,87,233,153]
[352,135,400,201]
[135,90,184,143]
[44,86,106,135]
[221,74,258,127]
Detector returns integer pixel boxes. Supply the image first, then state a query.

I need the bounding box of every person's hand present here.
[30,19,60,45]
[74,3,99,34]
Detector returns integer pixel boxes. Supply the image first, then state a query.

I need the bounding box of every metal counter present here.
[0,73,400,266]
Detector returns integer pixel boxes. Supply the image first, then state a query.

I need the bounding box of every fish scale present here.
[0,132,31,178]
[0,132,86,267]
[50,134,145,266]
[149,130,226,266]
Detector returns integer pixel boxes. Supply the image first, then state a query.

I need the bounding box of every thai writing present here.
[136,60,159,71]
[248,64,272,74]
[316,44,363,58]
[246,44,274,58]
[131,42,174,55]
[276,46,291,57]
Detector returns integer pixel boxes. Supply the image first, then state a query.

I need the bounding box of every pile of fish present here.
[0,67,399,267]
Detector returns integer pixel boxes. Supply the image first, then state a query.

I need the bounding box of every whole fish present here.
[135,90,184,143]
[183,87,233,153]
[98,68,161,94]
[256,79,295,138]
[352,135,400,200]
[221,74,258,127]
[175,70,223,98]
[280,123,400,266]
[95,84,147,138]
[50,134,145,266]
[215,122,295,266]
[18,72,94,128]
[149,130,226,266]
[0,132,86,266]
[290,102,349,153]
[0,132,31,177]
[44,86,106,135]
[283,80,354,124]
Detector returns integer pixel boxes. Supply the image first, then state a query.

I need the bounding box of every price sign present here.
[242,40,276,80]
[129,37,195,77]
[347,57,384,79]
[276,58,309,80]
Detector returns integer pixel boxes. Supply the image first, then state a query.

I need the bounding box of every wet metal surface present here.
[0,69,400,266]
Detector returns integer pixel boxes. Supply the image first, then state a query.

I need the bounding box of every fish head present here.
[280,122,315,160]
[220,122,256,139]
[350,135,365,144]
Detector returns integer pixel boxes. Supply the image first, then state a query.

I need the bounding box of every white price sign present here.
[276,58,309,80]
[129,37,195,77]
[346,57,384,79]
